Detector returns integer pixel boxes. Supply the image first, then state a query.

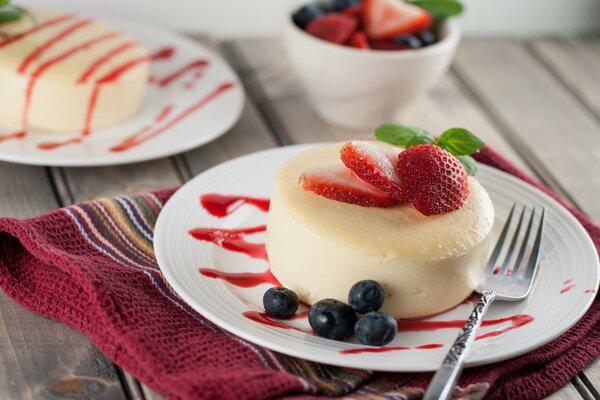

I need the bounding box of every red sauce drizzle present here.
[152,59,209,87]
[18,19,92,74]
[77,41,139,84]
[199,267,281,287]
[397,314,534,340]
[23,32,120,137]
[0,14,76,49]
[109,82,234,152]
[242,311,307,332]
[339,343,444,355]
[560,284,576,294]
[0,131,26,143]
[190,225,267,260]
[200,193,270,218]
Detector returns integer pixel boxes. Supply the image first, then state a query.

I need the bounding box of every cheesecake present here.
[266,143,494,319]
[0,10,148,133]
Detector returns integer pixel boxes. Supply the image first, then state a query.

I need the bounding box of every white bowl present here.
[283,15,461,130]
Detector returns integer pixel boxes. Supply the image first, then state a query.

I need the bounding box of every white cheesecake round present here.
[266,143,495,319]
[0,10,148,133]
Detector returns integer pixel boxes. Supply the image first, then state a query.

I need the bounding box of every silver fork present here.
[423,204,546,400]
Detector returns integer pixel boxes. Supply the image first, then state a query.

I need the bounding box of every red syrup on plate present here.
[200,194,270,218]
[199,267,280,287]
[190,225,268,260]
[109,81,234,152]
[152,59,209,87]
[560,284,576,294]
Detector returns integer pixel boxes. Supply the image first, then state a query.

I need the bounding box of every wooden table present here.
[0,36,598,399]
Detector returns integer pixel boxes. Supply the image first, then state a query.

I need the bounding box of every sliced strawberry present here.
[300,164,395,207]
[348,31,370,49]
[340,140,404,200]
[396,144,470,216]
[343,4,363,18]
[305,14,358,45]
[363,0,432,40]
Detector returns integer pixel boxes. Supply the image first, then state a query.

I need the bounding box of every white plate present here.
[0,16,243,166]
[155,144,599,371]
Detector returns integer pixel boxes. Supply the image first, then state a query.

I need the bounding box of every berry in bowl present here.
[283,0,462,130]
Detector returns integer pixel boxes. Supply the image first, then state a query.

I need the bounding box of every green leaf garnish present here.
[437,128,484,156]
[0,1,32,25]
[456,155,478,176]
[375,124,485,175]
[375,124,435,148]
[409,0,464,21]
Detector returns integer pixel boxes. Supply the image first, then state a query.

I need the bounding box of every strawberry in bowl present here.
[292,0,463,51]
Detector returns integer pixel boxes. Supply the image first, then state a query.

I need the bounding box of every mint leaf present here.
[0,7,23,23]
[409,0,463,20]
[456,155,478,176]
[375,124,435,148]
[437,128,484,156]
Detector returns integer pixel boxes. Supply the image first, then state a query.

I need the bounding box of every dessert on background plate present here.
[0,8,149,134]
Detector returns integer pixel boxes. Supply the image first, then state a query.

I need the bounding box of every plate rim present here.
[155,143,599,371]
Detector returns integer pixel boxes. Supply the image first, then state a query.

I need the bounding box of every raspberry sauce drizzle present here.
[199,267,280,287]
[152,59,209,87]
[109,82,234,152]
[0,14,76,49]
[189,225,267,260]
[18,19,92,74]
[200,193,270,218]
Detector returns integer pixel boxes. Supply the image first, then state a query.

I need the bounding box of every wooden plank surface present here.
[0,163,128,399]
[531,38,600,120]
[224,36,590,400]
[454,39,600,220]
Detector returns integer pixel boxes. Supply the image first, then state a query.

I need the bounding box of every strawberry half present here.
[305,14,358,45]
[363,0,432,40]
[340,140,404,200]
[348,31,370,49]
[396,144,469,216]
[300,164,395,207]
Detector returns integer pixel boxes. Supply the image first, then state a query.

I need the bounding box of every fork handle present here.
[423,290,497,400]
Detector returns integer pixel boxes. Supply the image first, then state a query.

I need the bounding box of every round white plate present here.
[0,16,243,166]
[155,144,599,371]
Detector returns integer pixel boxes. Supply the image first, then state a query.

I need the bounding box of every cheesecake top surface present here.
[0,10,147,82]
[272,143,495,259]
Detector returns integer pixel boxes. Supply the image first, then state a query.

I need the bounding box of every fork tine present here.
[511,208,536,277]
[498,206,527,276]
[523,207,546,283]
[486,203,517,273]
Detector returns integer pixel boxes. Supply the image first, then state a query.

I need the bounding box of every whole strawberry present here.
[396,144,469,216]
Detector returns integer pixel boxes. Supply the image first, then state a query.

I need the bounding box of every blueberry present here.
[355,312,397,346]
[348,280,385,314]
[292,3,324,28]
[308,299,357,340]
[331,0,361,12]
[263,287,299,318]
[393,34,422,49]
[417,30,437,46]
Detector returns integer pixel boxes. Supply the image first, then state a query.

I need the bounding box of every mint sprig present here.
[0,1,34,25]
[375,124,485,176]
[408,0,464,22]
